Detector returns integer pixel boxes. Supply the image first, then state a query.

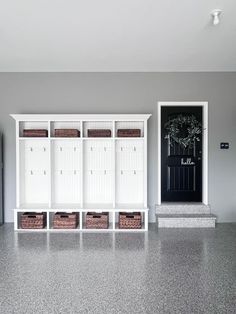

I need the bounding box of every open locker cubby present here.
[83,121,113,137]
[115,140,144,207]
[12,114,151,232]
[19,121,49,137]
[115,121,144,137]
[50,121,81,138]
[83,139,114,208]
[51,140,82,208]
[19,139,50,208]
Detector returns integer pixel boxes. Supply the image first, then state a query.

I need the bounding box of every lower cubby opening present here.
[82,212,113,230]
[17,212,48,230]
[49,212,80,230]
[15,209,147,231]
[115,212,145,230]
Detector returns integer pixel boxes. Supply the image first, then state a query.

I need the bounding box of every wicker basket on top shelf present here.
[88,129,111,137]
[23,129,48,137]
[117,129,141,137]
[54,129,80,137]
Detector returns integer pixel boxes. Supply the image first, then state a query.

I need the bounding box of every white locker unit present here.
[11,114,151,232]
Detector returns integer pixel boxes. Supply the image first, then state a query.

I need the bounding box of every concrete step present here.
[156,203,211,214]
[156,214,216,228]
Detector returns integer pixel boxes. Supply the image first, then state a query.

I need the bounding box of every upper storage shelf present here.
[115,121,144,138]
[83,121,113,138]
[12,114,151,139]
[50,121,81,138]
[19,121,49,138]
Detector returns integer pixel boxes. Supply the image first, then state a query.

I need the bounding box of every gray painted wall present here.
[0,73,236,223]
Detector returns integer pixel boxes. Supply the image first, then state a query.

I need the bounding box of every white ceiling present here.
[0,0,236,72]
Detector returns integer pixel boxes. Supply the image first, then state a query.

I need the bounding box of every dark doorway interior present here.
[161,106,202,202]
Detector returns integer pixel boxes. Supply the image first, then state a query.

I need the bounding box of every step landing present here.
[156,202,211,214]
[156,203,216,228]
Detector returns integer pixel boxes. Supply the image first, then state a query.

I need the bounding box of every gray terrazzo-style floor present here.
[0,224,236,314]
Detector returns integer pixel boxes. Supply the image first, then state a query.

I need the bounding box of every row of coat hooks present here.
[27,169,142,176]
[88,170,141,175]
[28,146,139,153]
[29,147,47,152]
[89,146,138,152]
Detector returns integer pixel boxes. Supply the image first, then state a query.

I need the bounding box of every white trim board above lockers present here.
[11,114,151,121]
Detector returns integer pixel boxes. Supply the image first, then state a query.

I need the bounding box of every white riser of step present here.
[156,203,211,214]
[157,214,216,228]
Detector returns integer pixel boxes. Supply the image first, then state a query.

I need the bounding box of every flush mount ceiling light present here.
[211,9,222,26]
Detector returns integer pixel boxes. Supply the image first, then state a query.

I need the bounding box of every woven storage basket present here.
[86,212,109,229]
[23,129,48,137]
[88,129,111,137]
[21,212,46,229]
[54,129,80,137]
[119,212,142,229]
[117,129,141,137]
[53,212,79,229]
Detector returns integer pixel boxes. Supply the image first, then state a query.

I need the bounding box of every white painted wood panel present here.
[11,114,151,232]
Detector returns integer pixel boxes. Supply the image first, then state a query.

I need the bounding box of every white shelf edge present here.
[14,208,149,212]
[19,137,50,140]
[11,114,152,121]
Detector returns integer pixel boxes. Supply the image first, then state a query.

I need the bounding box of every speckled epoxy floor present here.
[0,224,236,314]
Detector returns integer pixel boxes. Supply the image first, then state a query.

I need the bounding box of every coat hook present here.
[74,147,76,152]
[134,146,136,152]
[134,170,136,175]
[30,147,33,152]
[60,147,62,152]
[30,170,33,175]
[104,170,106,175]
[43,147,46,152]
[90,147,93,151]
[44,170,46,175]
[90,170,93,175]
[74,170,76,175]
[121,170,123,175]
[60,170,63,175]
[121,147,123,152]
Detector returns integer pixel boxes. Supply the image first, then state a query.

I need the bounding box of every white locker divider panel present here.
[83,140,113,205]
[19,139,50,206]
[51,140,81,205]
[116,140,144,205]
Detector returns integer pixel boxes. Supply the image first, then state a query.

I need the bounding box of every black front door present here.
[161,106,202,202]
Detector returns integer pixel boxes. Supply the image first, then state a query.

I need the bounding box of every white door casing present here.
[157,102,208,205]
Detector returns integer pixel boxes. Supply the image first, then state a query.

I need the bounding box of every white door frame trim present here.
[157,101,208,205]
